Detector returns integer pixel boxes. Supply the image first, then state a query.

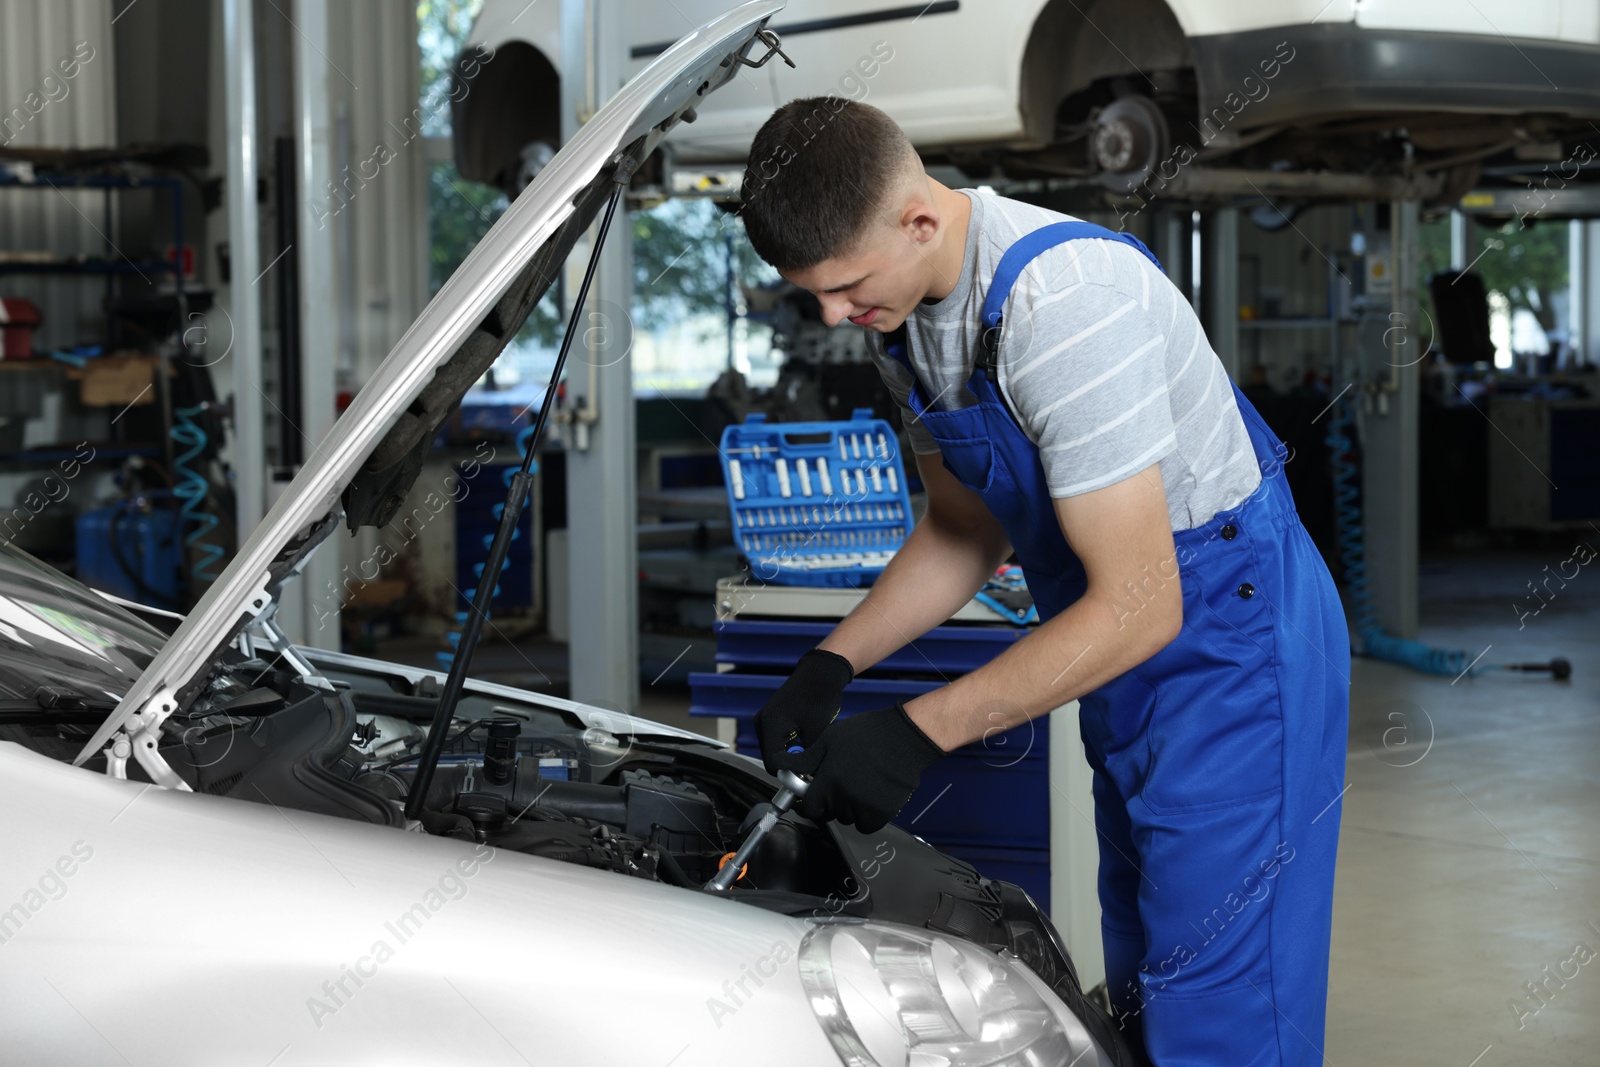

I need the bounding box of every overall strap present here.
[884,325,912,371]
[978,221,1163,372]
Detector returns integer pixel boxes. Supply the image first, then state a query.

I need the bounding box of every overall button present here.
[1221,524,1237,540]
[1238,582,1255,599]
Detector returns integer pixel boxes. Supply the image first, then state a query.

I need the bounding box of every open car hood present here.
[75,1,786,770]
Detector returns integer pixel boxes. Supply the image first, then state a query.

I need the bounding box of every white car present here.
[454,0,1600,201]
[0,5,1126,1065]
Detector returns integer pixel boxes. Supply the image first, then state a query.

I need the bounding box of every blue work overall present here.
[883,222,1349,1067]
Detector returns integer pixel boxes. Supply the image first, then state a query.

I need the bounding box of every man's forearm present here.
[817,511,1008,675]
[903,581,1181,752]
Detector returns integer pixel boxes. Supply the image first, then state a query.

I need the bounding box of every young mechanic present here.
[738,98,1350,1066]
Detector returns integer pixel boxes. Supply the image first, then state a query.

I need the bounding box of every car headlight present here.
[799,920,1109,1067]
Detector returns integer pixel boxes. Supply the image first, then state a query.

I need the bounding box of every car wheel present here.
[1092,95,1171,195]
[509,139,557,197]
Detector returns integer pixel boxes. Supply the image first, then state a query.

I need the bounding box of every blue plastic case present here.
[718,409,913,587]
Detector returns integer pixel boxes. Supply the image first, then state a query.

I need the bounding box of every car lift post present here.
[560,0,640,714]
[1361,199,1421,639]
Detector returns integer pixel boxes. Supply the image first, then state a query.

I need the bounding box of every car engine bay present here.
[0,639,1128,1061]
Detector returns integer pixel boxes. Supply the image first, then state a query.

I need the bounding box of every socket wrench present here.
[704,768,809,892]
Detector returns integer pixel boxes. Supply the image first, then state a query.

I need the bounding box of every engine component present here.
[482,717,520,785]
[705,768,808,892]
[456,791,509,835]
[352,769,407,801]
[619,769,719,842]
[489,810,636,872]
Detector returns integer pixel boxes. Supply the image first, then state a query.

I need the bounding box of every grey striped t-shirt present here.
[866,188,1262,533]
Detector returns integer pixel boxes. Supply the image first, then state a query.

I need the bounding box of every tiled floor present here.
[1327,550,1599,1066]
[383,545,1599,1064]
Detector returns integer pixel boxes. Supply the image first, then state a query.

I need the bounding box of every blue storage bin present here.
[713,619,1027,675]
[719,408,913,587]
[75,500,183,607]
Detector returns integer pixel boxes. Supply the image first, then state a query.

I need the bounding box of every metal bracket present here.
[243,576,275,622]
[102,733,131,779]
[100,577,279,790]
[251,615,336,692]
[122,689,193,792]
[736,29,795,69]
[231,575,276,659]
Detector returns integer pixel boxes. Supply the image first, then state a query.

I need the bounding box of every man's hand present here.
[784,704,946,833]
[754,648,855,774]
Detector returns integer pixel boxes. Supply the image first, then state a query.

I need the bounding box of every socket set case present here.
[718,409,912,587]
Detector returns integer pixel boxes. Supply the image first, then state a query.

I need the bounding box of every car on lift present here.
[0,4,1132,1065]
[454,0,1600,206]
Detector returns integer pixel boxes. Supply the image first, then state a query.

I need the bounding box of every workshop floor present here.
[378,545,1598,1063]
[1328,548,1599,1067]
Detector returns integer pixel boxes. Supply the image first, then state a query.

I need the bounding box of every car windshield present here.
[0,541,163,705]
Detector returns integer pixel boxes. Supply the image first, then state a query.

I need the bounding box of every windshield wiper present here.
[0,687,119,725]
[404,158,636,822]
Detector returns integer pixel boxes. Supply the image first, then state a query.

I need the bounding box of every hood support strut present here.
[403,158,634,821]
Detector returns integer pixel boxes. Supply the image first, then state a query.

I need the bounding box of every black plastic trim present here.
[1189,23,1600,132]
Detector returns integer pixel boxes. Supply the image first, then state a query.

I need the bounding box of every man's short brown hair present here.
[740,97,916,273]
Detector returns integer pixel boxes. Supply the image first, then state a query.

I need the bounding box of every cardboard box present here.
[68,351,169,407]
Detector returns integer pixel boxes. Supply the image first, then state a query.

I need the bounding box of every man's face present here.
[781,194,940,333]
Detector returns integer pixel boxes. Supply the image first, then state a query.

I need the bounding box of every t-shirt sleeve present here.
[998,277,1177,498]
[865,330,940,455]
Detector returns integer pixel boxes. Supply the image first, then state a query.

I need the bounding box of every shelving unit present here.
[0,171,189,323]
[1239,317,1346,384]
[0,168,191,465]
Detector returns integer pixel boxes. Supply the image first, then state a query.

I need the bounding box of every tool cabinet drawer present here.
[712,619,1026,675]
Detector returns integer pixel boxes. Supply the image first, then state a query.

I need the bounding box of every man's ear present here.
[900,191,940,247]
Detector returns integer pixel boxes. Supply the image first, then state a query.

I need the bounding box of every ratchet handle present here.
[772,768,810,811]
[704,769,812,892]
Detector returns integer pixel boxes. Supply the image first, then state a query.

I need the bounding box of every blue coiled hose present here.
[438,427,539,671]
[171,404,225,585]
[1324,395,1471,677]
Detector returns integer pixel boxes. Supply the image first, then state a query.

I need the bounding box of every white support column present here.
[1362,201,1420,639]
[1206,207,1240,381]
[1048,701,1103,993]
[1157,210,1187,291]
[289,0,340,648]
[1450,209,1471,271]
[561,0,638,713]
[224,0,265,535]
[1574,219,1599,368]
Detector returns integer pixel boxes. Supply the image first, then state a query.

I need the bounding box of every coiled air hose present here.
[171,404,226,585]
[1324,394,1473,676]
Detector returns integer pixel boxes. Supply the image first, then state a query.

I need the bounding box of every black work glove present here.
[754,648,855,774]
[784,704,946,833]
